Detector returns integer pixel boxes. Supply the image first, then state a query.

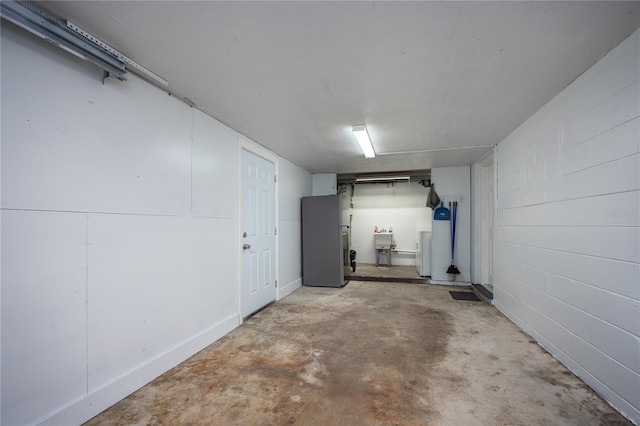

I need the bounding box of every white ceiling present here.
[40,1,639,174]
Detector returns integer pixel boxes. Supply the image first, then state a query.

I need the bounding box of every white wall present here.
[0,24,311,425]
[430,167,471,283]
[347,182,431,266]
[494,29,639,424]
[279,161,313,297]
[312,173,337,195]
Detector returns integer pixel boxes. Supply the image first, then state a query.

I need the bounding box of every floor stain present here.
[84,282,631,426]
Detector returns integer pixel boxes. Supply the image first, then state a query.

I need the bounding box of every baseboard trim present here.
[41,314,240,425]
[429,280,469,286]
[278,277,302,299]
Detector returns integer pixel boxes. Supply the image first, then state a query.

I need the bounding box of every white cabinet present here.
[416,231,432,277]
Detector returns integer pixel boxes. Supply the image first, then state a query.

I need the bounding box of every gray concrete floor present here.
[85,281,629,425]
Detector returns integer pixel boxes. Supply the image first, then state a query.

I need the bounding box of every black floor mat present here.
[449,291,481,302]
[472,283,493,300]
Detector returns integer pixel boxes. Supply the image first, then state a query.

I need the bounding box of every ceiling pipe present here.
[376,144,496,156]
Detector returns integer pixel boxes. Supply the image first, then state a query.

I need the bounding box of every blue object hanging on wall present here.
[433,202,450,221]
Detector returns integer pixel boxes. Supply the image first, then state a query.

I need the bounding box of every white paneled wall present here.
[192,109,240,218]
[279,161,313,297]
[86,215,237,392]
[2,211,88,423]
[0,24,310,425]
[347,182,432,266]
[494,29,640,424]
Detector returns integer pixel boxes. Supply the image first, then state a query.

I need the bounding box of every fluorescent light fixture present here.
[356,175,410,182]
[352,124,375,158]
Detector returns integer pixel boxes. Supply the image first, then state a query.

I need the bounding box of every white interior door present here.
[241,149,276,317]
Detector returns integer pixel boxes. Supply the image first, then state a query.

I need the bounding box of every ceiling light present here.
[356,175,410,183]
[352,125,375,158]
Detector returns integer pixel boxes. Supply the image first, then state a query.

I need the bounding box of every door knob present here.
[243,243,251,250]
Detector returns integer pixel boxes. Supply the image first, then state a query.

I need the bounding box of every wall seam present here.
[503,36,640,139]
[190,109,194,215]
[494,283,639,374]
[493,238,640,262]
[547,151,639,178]
[558,117,639,157]
[497,188,640,211]
[492,223,639,229]
[85,214,90,395]
[493,251,639,295]
[559,76,640,131]
[0,208,235,219]
[494,295,639,415]
[495,266,640,336]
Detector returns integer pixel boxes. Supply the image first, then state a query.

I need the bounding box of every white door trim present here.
[470,147,495,287]
[237,137,279,322]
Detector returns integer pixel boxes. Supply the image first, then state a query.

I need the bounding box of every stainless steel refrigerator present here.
[302,194,348,287]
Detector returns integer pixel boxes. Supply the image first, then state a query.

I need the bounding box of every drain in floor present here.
[449,291,481,302]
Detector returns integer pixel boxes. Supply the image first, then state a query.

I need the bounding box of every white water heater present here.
[416,231,432,277]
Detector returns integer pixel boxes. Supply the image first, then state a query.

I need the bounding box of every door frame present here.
[237,137,279,322]
[471,147,495,288]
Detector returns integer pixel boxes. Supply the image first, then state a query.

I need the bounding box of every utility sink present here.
[374,233,393,249]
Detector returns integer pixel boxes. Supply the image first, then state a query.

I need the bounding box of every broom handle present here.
[449,201,454,263]
[453,202,456,255]
[451,201,457,262]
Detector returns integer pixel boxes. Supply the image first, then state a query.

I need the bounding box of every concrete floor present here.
[85,281,629,425]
